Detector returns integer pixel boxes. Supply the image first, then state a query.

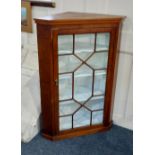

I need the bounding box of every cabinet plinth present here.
[35,12,125,140]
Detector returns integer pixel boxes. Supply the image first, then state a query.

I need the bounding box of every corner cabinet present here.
[35,12,125,140]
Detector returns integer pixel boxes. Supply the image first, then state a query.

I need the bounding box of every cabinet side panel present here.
[36,25,52,83]
[36,25,54,135]
[104,24,121,126]
[110,24,122,122]
[39,83,52,133]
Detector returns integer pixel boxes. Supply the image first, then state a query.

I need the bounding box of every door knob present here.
[55,79,58,86]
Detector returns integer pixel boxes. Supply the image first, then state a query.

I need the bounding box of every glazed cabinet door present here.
[52,28,115,133]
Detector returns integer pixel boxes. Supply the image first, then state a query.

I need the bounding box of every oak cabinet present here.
[35,12,124,140]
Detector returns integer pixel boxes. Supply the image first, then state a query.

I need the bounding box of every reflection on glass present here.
[59,74,72,100]
[92,111,103,125]
[58,35,73,54]
[58,33,109,131]
[87,52,108,69]
[74,65,93,102]
[73,107,91,128]
[58,55,81,73]
[96,33,110,51]
[75,34,95,60]
[85,96,104,111]
[59,100,80,116]
[59,116,72,131]
[94,70,106,95]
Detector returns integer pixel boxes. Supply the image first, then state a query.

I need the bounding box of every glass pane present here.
[59,116,72,131]
[85,96,104,111]
[74,64,93,102]
[58,55,81,73]
[87,52,108,69]
[94,70,106,95]
[96,33,110,51]
[58,35,73,54]
[59,100,80,116]
[75,34,95,60]
[59,74,72,100]
[58,32,110,131]
[92,111,103,125]
[73,107,91,128]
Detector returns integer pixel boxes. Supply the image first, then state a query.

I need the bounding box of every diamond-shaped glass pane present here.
[59,116,72,131]
[58,35,73,54]
[59,100,80,116]
[87,52,108,69]
[94,70,106,95]
[92,110,103,125]
[85,96,104,111]
[73,107,91,128]
[59,55,81,73]
[96,33,110,51]
[74,64,93,102]
[75,34,95,60]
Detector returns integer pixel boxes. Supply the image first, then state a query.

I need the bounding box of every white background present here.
[0,0,155,155]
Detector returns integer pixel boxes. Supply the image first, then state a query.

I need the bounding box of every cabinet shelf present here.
[58,42,109,55]
[59,70,106,79]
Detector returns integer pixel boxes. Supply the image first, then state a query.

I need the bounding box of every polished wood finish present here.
[43,123,112,141]
[34,12,125,25]
[35,12,124,140]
